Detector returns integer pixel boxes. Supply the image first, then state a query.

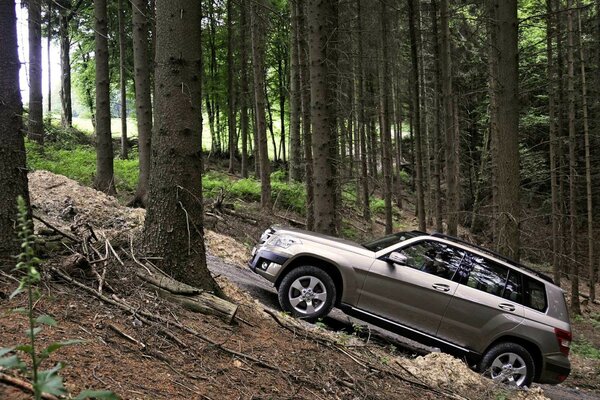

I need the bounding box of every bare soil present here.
[0,171,597,399]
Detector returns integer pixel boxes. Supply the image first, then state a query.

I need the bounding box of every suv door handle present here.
[432,283,450,292]
[498,303,516,312]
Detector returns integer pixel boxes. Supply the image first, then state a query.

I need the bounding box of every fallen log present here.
[150,285,238,324]
[0,372,59,400]
[136,270,201,296]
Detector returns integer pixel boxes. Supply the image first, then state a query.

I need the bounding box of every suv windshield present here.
[362,231,422,252]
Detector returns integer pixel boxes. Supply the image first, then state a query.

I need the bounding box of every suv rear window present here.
[523,276,547,312]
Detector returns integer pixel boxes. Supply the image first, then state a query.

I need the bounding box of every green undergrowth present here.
[571,338,600,359]
[26,140,139,193]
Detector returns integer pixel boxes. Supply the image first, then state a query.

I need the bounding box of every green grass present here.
[571,338,600,359]
[26,140,139,193]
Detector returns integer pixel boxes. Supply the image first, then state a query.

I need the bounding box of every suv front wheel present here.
[278,265,336,320]
[479,342,535,387]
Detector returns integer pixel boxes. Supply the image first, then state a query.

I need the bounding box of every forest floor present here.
[0,170,598,399]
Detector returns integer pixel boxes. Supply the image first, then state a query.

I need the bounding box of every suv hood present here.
[271,225,373,256]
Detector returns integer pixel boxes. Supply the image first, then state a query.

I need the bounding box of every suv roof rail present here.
[430,232,555,284]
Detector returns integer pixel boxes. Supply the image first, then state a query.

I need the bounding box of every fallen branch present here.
[32,215,80,243]
[136,271,202,296]
[107,323,146,349]
[0,371,59,400]
[274,213,306,227]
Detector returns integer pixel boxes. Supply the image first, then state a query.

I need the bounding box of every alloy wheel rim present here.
[288,275,327,315]
[489,352,528,387]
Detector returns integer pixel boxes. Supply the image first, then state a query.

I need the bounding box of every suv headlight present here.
[268,235,302,249]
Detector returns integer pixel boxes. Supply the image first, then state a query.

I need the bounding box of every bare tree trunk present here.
[47,0,52,114]
[576,6,594,302]
[59,4,72,128]
[0,0,31,266]
[118,0,128,159]
[130,0,153,207]
[490,0,520,260]
[431,0,443,232]
[93,0,115,195]
[143,0,219,292]
[28,0,44,144]
[408,0,426,232]
[240,1,249,179]
[379,1,393,234]
[289,0,302,182]
[298,1,314,229]
[566,0,580,314]
[250,0,272,210]
[227,0,237,174]
[278,56,287,165]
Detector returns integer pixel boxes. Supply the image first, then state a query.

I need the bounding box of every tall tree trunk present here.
[379,1,393,234]
[408,0,426,231]
[356,0,370,222]
[239,1,249,179]
[547,0,561,286]
[307,0,338,235]
[47,0,52,114]
[28,0,44,144]
[143,0,219,292]
[566,0,580,314]
[0,0,30,267]
[577,6,594,302]
[130,0,153,207]
[491,0,520,260]
[118,0,128,159]
[289,0,302,182]
[227,0,237,174]
[278,56,286,165]
[59,4,72,128]
[441,0,457,236]
[297,1,314,229]
[250,0,272,210]
[431,0,443,232]
[93,0,115,195]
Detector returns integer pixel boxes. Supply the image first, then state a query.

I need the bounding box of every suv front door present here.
[357,240,465,336]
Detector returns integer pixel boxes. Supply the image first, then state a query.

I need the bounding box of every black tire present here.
[277,265,336,321]
[478,342,535,388]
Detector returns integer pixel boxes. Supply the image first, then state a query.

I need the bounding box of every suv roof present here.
[412,231,554,284]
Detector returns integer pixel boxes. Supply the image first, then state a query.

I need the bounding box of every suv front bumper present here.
[248,247,290,282]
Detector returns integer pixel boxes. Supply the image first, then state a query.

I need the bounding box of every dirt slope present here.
[0,171,572,399]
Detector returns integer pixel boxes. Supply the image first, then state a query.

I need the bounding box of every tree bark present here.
[307,0,338,235]
[0,0,31,267]
[59,4,72,128]
[576,6,594,302]
[47,0,52,114]
[431,0,443,232]
[289,0,303,182]
[379,1,393,234]
[441,0,457,236]
[408,0,426,232]
[356,0,370,222]
[566,0,580,314]
[93,0,116,195]
[250,0,272,210]
[130,0,153,207]
[143,0,219,292]
[239,1,250,179]
[297,1,314,229]
[490,0,520,260]
[118,0,128,160]
[227,0,237,174]
[28,0,44,144]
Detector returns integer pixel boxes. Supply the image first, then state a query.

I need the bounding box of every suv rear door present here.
[436,251,525,353]
[357,240,465,336]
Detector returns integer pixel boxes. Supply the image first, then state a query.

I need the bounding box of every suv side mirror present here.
[386,251,408,265]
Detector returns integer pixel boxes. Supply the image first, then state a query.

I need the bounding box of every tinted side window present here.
[460,252,509,297]
[524,277,547,312]
[397,240,465,280]
[502,270,523,303]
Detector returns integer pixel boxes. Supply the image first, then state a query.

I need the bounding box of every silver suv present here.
[249,226,572,387]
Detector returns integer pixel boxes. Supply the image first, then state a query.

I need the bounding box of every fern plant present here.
[0,196,118,400]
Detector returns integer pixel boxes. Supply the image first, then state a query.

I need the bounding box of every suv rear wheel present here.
[479,342,535,387]
[278,265,336,320]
